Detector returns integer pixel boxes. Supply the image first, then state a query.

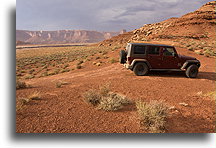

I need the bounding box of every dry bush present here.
[99,83,110,97]
[28,91,41,100]
[56,82,62,88]
[205,91,215,99]
[110,58,118,64]
[20,98,31,105]
[55,80,69,88]
[76,64,82,69]
[16,92,42,111]
[97,93,131,111]
[83,84,131,111]
[197,91,215,99]
[16,79,27,89]
[16,98,29,111]
[136,100,168,133]
[203,48,215,57]
[83,89,101,106]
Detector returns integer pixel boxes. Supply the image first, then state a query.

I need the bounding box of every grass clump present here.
[55,80,69,88]
[83,84,131,111]
[110,58,118,64]
[98,93,131,111]
[136,100,168,133]
[205,91,215,99]
[203,48,215,57]
[16,79,27,89]
[197,91,215,99]
[28,91,41,100]
[99,83,110,97]
[16,91,42,111]
[83,89,101,106]
[76,65,82,69]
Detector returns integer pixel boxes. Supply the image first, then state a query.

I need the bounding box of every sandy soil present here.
[16,46,215,133]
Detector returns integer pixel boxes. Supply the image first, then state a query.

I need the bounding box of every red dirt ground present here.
[16,46,215,133]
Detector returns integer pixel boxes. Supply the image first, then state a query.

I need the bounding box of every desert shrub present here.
[56,82,62,88]
[77,60,84,65]
[95,56,100,60]
[20,98,31,105]
[28,91,41,100]
[60,68,70,73]
[98,96,123,111]
[16,80,27,89]
[48,71,56,76]
[110,58,118,64]
[197,91,216,99]
[20,70,26,73]
[136,100,168,133]
[99,83,110,97]
[55,81,69,88]
[188,47,194,51]
[83,84,131,110]
[97,93,131,111]
[24,74,35,79]
[76,64,82,69]
[28,69,35,74]
[204,91,216,100]
[63,64,69,69]
[203,48,215,57]
[101,51,108,55]
[194,50,202,55]
[41,72,48,77]
[83,89,101,106]
[103,55,109,59]
[16,92,41,111]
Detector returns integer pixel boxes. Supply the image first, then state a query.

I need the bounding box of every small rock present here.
[179,102,189,107]
[92,62,97,65]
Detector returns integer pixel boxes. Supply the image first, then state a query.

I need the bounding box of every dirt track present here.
[16,47,215,133]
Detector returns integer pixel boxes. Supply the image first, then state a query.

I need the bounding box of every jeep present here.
[119,43,201,78]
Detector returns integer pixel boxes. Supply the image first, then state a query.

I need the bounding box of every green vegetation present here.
[16,46,111,79]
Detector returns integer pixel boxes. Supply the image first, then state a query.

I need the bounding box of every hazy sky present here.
[16,0,211,32]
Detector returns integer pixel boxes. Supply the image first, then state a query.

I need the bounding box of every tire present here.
[133,63,149,76]
[186,64,198,78]
[119,50,127,64]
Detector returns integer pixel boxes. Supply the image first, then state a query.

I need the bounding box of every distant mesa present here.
[16,29,123,45]
[16,40,30,46]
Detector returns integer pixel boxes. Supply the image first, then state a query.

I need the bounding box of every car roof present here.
[128,43,174,47]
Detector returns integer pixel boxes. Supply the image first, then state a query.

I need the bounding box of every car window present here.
[133,46,146,54]
[148,46,160,55]
[163,47,175,56]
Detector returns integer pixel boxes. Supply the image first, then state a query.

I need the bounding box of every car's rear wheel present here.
[186,64,198,78]
[133,63,149,76]
[119,50,127,64]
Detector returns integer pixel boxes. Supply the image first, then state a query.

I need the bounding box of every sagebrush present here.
[136,100,168,133]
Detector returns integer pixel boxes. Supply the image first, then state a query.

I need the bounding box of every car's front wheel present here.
[133,63,149,76]
[186,64,198,78]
